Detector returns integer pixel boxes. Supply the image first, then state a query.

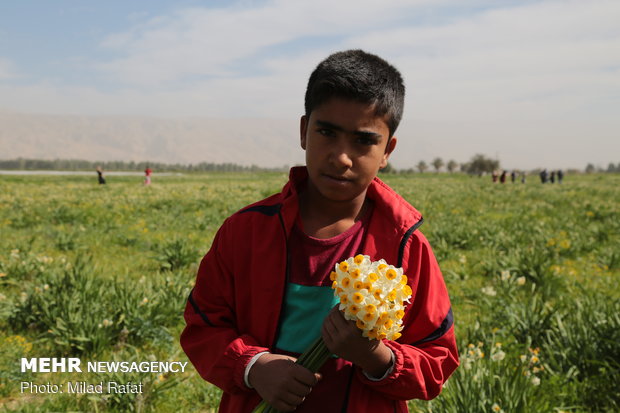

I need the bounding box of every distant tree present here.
[431,157,444,173]
[0,158,286,173]
[416,161,428,173]
[462,154,500,175]
[607,163,616,173]
[447,159,458,173]
[585,163,596,174]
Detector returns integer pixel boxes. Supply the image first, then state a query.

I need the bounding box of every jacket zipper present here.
[397,217,424,268]
[270,207,290,349]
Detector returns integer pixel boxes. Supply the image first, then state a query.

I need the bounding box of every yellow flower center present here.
[354,254,365,264]
[373,289,382,300]
[340,295,349,305]
[348,304,360,314]
[356,319,366,330]
[341,277,351,288]
[350,268,361,279]
[330,271,337,281]
[387,290,397,301]
[364,304,377,314]
[368,272,378,282]
[352,292,364,304]
[403,285,412,296]
[386,269,397,280]
[395,309,405,319]
[353,281,364,290]
[400,275,408,285]
[339,261,349,272]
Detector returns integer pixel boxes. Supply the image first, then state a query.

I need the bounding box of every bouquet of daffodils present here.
[331,254,412,340]
[253,255,412,413]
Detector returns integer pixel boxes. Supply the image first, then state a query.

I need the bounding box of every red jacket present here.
[181,167,458,412]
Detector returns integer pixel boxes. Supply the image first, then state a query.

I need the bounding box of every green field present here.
[1,172,618,412]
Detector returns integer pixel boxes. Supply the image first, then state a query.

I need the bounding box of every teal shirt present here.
[275,283,340,353]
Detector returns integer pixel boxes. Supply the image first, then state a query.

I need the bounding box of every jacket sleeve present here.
[180,221,269,394]
[356,231,459,400]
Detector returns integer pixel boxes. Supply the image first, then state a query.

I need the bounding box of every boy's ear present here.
[380,136,398,169]
[300,115,308,150]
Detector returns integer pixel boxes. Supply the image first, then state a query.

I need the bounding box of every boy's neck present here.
[298,181,369,239]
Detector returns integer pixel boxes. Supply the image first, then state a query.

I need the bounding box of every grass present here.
[0,172,618,412]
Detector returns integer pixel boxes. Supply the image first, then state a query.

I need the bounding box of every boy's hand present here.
[321,307,393,378]
[248,353,321,412]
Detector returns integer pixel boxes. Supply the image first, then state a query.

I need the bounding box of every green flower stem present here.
[252,336,332,413]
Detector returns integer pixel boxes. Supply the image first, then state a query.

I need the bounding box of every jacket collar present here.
[279,166,423,236]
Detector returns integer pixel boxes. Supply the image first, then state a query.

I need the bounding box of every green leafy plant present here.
[155,239,198,272]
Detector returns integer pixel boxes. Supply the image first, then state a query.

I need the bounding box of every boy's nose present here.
[331,147,353,169]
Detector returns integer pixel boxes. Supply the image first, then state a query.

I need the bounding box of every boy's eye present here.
[317,128,335,137]
[356,136,378,146]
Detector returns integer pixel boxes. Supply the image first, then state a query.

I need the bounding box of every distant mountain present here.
[3,110,604,171]
[0,111,303,168]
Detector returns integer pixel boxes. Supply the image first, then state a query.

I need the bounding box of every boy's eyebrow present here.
[315,120,382,139]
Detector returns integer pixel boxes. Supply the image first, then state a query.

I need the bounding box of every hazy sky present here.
[1,0,618,169]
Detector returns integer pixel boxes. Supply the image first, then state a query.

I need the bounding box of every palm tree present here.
[447,160,458,173]
[416,160,428,173]
[432,157,444,173]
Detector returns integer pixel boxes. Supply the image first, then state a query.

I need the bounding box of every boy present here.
[181,50,458,412]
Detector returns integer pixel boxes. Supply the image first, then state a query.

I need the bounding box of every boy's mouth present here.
[324,173,352,182]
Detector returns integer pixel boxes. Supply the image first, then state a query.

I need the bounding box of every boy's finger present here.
[328,307,350,328]
[292,365,320,386]
[333,309,360,333]
[286,379,313,398]
[324,311,337,331]
[321,316,339,347]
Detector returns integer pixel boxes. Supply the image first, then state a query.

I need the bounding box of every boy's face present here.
[300,97,397,204]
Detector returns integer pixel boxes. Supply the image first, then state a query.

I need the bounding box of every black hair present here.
[304,49,405,137]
